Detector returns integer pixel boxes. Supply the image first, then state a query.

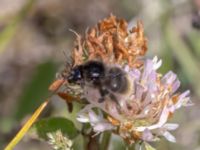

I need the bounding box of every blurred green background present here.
[0,0,200,149]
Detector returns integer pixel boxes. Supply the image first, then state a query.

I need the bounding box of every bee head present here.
[67,61,105,85]
[67,66,83,84]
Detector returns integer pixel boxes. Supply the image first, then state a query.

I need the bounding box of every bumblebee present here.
[67,60,133,105]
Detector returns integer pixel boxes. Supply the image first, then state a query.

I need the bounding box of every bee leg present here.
[98,97,105,103]
[109,93,119,105]
[109,93,121,111]
[98,88,109,103]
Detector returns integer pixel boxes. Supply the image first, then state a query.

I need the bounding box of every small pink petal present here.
[142,60,153,81]
[171,80,180,94]
[135,107,169,131]
[135,83,146,100]
[88,111,101,124]
[142,129,154,141]
[162,71,177,85]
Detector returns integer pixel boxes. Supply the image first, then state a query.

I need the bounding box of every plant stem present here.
[126,144,136,150]
[87,134,99,150]
[0,0,35,52]
[99,132,111,150]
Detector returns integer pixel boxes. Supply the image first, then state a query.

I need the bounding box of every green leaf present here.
[34,117,79,140]
[73,134,85,150]
[144,142,156,150]
[109,134,126,150]
[15,61,57,120]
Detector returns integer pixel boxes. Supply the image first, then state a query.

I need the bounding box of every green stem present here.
[126,143,136,150]
[99,132,111,150]
[0,0,35,52]
[87,135,99,150]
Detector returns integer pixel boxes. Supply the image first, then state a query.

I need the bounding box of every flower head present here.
[47,130,73,150]
[61,15,192,145]
[72,14,147,67]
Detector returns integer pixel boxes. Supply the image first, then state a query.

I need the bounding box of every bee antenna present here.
[60,50,72,67]
[69,28,81,38]
[62,50,68,59]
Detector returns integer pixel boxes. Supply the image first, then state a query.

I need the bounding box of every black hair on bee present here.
[67,61,105,84]
[67,60,130,104]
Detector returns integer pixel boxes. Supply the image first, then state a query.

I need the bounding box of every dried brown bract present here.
[72,15,147,67]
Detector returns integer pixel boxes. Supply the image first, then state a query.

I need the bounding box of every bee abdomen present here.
[105,67,129,94]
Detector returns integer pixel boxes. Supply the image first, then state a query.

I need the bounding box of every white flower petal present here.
[152,56,158,62]
[175,90,192,109]
[77,114,90,123]
[77,104,95,123]
[135,107,169,132]
[124,65,130,72]
[152,56,162,70]
[163,123,179,130]
[162,131,176,143]
[93,122,114,132]
[157,107,170,126]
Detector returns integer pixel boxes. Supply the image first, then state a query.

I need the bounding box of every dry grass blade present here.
[4,100,49,150]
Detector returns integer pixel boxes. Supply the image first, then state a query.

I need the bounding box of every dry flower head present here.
[72,14,147,67]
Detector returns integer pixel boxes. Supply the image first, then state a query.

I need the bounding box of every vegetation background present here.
[0,0,200,149]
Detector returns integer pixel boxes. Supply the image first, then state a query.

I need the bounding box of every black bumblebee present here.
[67,60,131,104]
